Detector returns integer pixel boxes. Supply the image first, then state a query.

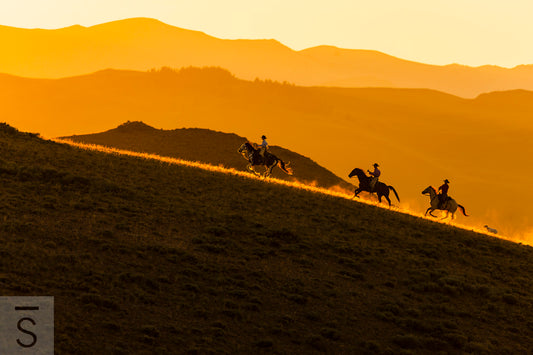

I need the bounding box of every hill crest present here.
[63,121,355,191]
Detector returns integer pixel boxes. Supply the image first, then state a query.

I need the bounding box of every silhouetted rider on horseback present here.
[438,179,450,208]
[348,167,400,207]
[247,135,268,163]
[238,141,292,177]
[367,163,381,192]
[259,135,268,159]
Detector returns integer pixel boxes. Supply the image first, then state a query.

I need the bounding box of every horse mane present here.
[349,168,368,179]
[243,141,256,151]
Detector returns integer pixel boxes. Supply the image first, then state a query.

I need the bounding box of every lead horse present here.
[421,186,468,219]
[348,168,400,207]
[238,142,292,177]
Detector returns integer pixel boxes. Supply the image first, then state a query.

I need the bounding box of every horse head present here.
[421,186,435,195]
[348,168,366,179]
[238,142,252,154]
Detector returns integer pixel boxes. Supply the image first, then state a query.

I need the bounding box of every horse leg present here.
[384,194,392,207]
[265,163,275,177]
[426,208,438,217]
[377,191,391,206]
[263,165,269,178]
[247,164,259,176]
[440,211,450,220]
[352,188,362,199]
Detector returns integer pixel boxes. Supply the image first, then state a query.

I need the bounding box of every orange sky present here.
[1,0,532,68]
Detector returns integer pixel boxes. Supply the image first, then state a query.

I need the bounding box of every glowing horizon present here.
[1,0,532,68]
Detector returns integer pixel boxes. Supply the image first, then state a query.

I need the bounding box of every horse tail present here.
[278,159,293,175]
[457,204,468,216]
[388,185,400,202]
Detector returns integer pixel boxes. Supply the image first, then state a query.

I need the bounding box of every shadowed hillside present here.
[2,17,533,97]
[1,67,531,239]
[1,123,532,353]
[63,121,354,190]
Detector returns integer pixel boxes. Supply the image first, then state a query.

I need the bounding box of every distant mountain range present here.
[2,17,533,97]
[63,121,354,191]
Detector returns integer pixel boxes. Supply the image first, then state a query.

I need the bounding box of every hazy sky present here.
[1,0,532,68]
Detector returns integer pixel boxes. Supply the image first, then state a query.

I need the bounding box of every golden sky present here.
[1,0,531,68]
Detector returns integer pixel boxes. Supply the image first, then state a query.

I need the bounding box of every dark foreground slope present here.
[63,121,354,190]
[1,124,532,354]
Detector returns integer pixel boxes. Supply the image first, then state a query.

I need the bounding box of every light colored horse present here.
[421,186,468,219]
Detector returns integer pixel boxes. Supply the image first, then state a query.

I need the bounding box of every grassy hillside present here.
[1,123,532,354]
[63,121,354,190]
[2,17,533,97]
[1,67,531,238]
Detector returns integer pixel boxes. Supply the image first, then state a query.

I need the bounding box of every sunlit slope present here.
[1,67,531,238]
[1,123,532,353]
[2,17,533,97]
[63,121,354,190]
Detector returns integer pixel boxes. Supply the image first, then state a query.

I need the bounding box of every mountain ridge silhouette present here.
[2,17,533,97]
[63,121,355,191]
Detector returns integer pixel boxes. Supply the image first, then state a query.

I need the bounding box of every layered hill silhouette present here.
[1,123,532,353]
[2,17,533,97]
[1,67,532,239]
[63,121,354,190]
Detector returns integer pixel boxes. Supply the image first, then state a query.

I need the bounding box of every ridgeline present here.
[63,121,354,191]
[1,123,532,353]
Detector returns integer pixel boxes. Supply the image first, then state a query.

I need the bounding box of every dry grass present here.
[1,123,532,354]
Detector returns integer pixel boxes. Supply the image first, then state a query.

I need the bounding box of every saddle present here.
[438,195,451,208]
[249,150,268,165]
[368,177,379,192]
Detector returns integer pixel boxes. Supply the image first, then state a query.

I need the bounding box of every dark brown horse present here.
[348,168,400,206]
[238,142,292,177]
